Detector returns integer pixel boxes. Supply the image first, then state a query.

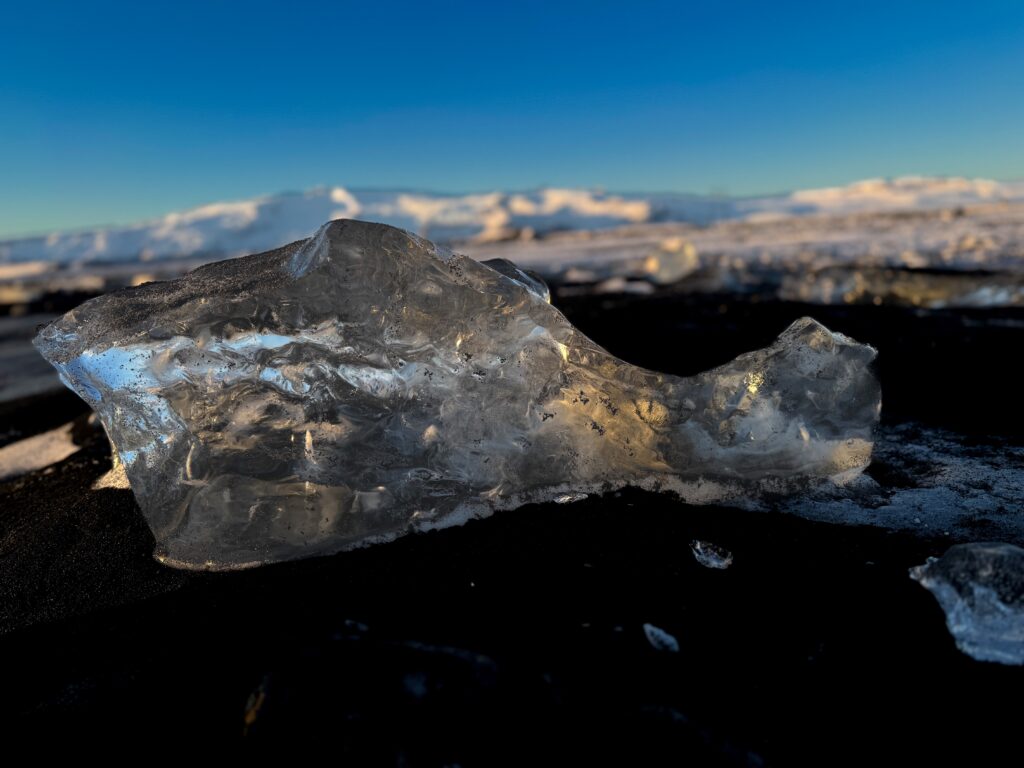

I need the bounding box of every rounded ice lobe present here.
[34,220,881,570]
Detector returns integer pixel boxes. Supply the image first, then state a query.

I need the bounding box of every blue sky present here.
[2,0,1023,237]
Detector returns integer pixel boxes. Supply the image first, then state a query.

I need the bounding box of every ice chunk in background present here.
[640,237,700,285]
[34,220,880,570]
[910,543,1024,665]
[779,266,1024,309]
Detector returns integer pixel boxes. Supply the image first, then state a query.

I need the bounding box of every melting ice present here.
[35,220,881,569]
[911,542,1024,665]
[690,540,734,570]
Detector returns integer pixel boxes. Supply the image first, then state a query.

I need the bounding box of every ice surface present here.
[910,543,1024,665]
[35,220,880,569]
[689,540,733,570]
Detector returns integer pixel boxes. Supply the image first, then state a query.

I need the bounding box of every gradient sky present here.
[2,0,1023,237]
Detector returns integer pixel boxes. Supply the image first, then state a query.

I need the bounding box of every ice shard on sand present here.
[35,220,881,569]
[911,543,1024,665]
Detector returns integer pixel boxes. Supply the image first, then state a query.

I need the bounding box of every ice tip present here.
[781,315,878,361]
[287,218,452,277]
[31,314,76,365]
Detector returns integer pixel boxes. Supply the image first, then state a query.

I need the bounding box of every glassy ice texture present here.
[643,623,680,653]
[690,540,734,570]
[911,543,1024,665]
[35,220,880,570]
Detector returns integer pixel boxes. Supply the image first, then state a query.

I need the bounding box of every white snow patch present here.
[0,423,79,481]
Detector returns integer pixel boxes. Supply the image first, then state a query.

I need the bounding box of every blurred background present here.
[2,0,1023,417]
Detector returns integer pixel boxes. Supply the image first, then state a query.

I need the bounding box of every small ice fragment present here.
[554,492,589,504]
[595,276,654,295]
[910,542,1024,665]
[643,622,680,653]
[690,540,734,570]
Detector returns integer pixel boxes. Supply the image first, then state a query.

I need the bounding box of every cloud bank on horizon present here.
[3,176,1024,266]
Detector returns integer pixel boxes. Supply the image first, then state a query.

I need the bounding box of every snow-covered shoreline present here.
[4,176,1023,266]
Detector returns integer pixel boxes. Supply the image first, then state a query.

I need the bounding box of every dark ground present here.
[1,289,1022,762]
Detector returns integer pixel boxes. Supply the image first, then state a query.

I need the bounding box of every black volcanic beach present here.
[7,2,1024,758]
[2,266,1022,760]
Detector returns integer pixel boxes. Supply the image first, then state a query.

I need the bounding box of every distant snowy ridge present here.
[3,177,1023,265]
[734,176,1024,220]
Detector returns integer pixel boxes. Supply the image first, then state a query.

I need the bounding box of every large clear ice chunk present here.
[34,220,881,569]
[910,543,1024,665]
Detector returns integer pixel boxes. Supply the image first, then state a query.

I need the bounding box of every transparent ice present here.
[35,220,881,570]
[643,623,680,653]
[910,542,1024,665]
[690,540,734,570]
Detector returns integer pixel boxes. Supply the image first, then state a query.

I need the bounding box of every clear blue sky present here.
[2,0,1023,237]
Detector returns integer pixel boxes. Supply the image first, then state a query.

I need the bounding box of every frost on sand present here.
[35,220,881,569]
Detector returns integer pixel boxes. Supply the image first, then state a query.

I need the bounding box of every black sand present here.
[1,291,1021,762]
